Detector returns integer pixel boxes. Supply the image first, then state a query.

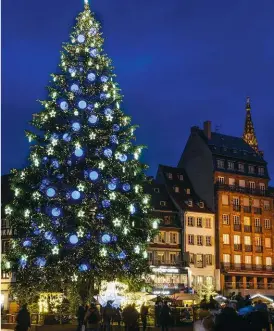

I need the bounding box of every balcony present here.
[233,224,241,231]
[233,205,241,212]
[243,206,252,213]
[255,246,263,253]
[234,244,242,251]
[245,245,252,252]
[244,225,252,232]
[254,207,262,215]
[255,226,262,233]
[255,264,263,270]
[221,263,272,272]
[215,183,274,197]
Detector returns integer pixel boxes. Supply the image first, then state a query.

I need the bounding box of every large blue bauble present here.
[77,34,85,43]
[63,133,71,142]
[101,234,111,243]
[104,108,113,116]
[108,182,116,191]
[20,256,27,268]
[89,170,99,181]
[74,148,84,157]
[102,200,111,208]
[69,67,77,74]
[87,72,96,82]
[122,183,131,192]
[113,124,120,132]
[78,100,87,110]
[52,207,61,217]
[33,228,41,235]
[119,154,127,162]
[72,122,81,132]
[79,263,89,271]
[69,234,79,244]
[23,240,32,247]
[89,27,97,36]
[104,148,112,158]
[88,115,98,124]
[89,48,98,57]
[71,190,81,200]
[70,83,80,93]
[46,187,56,198]
[44,231,53,240]
[36,257,46,267]
[60,101,68,111]
[118,251,126,260]
[100,76,109,83]
[130,205,136,215]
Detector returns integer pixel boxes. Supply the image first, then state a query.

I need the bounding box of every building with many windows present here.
[179,98,274,295]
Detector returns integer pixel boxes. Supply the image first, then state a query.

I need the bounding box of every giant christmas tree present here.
[5,1,157,302]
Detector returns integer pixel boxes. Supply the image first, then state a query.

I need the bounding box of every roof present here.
[1,174,13,207]
[156,164,213,214]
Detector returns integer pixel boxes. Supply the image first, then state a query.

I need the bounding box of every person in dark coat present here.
[214,306,244,331]
[160,301,171,331]
[140,303,149,331]
[77,304,86,331]
[15,304,31,331]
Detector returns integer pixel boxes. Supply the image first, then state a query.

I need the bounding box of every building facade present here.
[179,98,274,295]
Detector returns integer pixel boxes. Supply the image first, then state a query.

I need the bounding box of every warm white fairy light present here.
[50,110,56,117]
[77,228,84,237]
[89,132,96,140]
[123,227,129,235]
[106,114,113,122]
[72,273,78,282]
[98,161,105,169]
[24,209,30,218]
[152,220,158,229]
[115,152,121,160]
[32,191,40,200]
[51,138,58,146]
[77,184,85,192]
[134,185,140,193]
[52,92,57,99]
[75,142,81,149]
[143,196,149,204]
[52,246,59,255]
[143,251,148,258]
[78,210,85,217]
[47,146,54,155]
[94,102,100,108]
[15,188,20,197]
[5,206,12,215]
[100,248,107,257]
[109,192,116,200]
[113,218,121,227]
[74,110,79,116]
[20,171,25,179]
[134,245,140,254]
[103,84,108,91]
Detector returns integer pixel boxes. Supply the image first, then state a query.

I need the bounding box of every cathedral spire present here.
[243,96,259,153]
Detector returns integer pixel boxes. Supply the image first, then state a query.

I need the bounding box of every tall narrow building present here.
[179,99,274,295]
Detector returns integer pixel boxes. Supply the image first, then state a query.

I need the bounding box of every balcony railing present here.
[255,226,262,233]
[233,205,241,211]
[243,206,252,213]
[234,244,242,251]
[215,183,274,198]
[225,282,274,290]
[255,246,263,253]
[233,224,241,231]
[244,225,252,232]
[254,207,262,215]
[245,245,252,252]
[221,263,272,272]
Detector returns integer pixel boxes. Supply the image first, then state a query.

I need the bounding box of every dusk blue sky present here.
[2,0,274,183]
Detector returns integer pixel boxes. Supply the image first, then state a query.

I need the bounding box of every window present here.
[1,219,10,228]
[199,202,204,208]
[205,276,213,285]
[255,256,262,265]
[160,201,166,206]
[196,276,204,284]
[245,256,252,264]
[1,240,10,254]
[265,219,271,229]
[205,218,211,228]
[148,251,153,262]
[197,236,203,246]
[157,253,165,263]
[233,197,240,205]
[188,234,194,245]
[158,232,166,243]
[169,233,177,244]
[239,179,245,187]
[258,167,265,175]
[265,238,272,248]
[234,235,241,244]
[228,161,234,170]
[238,163,245,172]
[223,254,230,263]
[229,178,236,186]
[1,271,10,279]
[205,254,213,266]
[167,173,172,179]
[206,236,212,246]
[244,216,251,225]
[187,217,194,227]
[263,201,270,211]
[163,216,171,225]
[248,165,255,174]
[218,176,225,184]
[197,218,203,227]
[253,199,260,207]
[154,188,160,193]
[174,186,179,193]
[178,174,184,181]
[170,253,177,263]
[223,234,230,245]
[266,257,272,266]
[217,159,225,168]
[233,215,240,225]
[222,214,230,225]
[186,188,191,195]
[188,200,193,207]
[196,254,203,268]
[234,255,241,264]
[189,253,194,264]
[254,218,261,227]
[244,236,251,245]
[249,182,256,190]
[255,237,262,246]
[259,183,265,191]
[222,194,229,205]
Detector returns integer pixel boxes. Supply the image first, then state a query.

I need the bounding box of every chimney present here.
[204,121,211,140]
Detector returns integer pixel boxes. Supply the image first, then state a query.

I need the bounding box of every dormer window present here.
[188,200,193,207]
[167,173,172,180]
[186,188,191,195]
[154,188,160,193]
[258,167,265,176]
[248,165,255,174]
[238,163,244,172]
[228,161,234,170]
[199,202,204,208]
[178,174,184,181]
[174,186,179,193]
[160,201,166,206]
[217,159,225,169]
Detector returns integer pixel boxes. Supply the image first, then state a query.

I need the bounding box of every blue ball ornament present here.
[36,257,46,267]
[87,72,96,82]
[104,108,113,116]
[78,100,87,110]
[42,178,50,185]
[70,83,80,93]
[89,48,98,57]
[20,256,27,268]
[44,231,53,240]
[51,207,61,217]
[51,133,59,141]
[46,187,56,198]
[67,160,72,166]
[100,76,109,83]
[79,263,89,272]
[102,200,111,208]
[89,170,99,181]
[113,124,120,132]
[51,237,58,245]
[23,240,32,247]
[74,148,84,157]
[88,115,98,124]
[112,235,117,242]
[104,148,112,158]
[101,234,111,243]
[72,122,81,132]
[89,27,97,36]
[110,135,118,144]
[63,133,71,142]
[60,101,68,111]
[96,213,105,220]
[77,34,85,43]
[69,67,77,74]
[52,160,59,169]
[122,183,131,192]
[71,190,81,200]
[130,205,136,215]
[33,228,41,235]
[69,234,79,244]
[87,104,94,111]
[118,251,126,260]
[108,182,116,191]
[119,154,127,162]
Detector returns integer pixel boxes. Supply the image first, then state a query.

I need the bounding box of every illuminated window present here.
[265,238,272,248]
[254,218,261,227]
[244,236,251,245]
[223,234,230,245]
[187,217,194,227]
[265,219,271,229]
[223,254,230,263]
[255,256,262,265]
[245,256,252,264]
[169,233,177,244]
[197,236,203,246]
[160,201,166,206]
[239,179,245,187]
[205,236,212,246]
[264,201,270,210]
[234,255,241,264]
[197,218,203,227]
[218,176,225,184]
[266,257,272,266]
[205,218,211,228]
[167,173,172,179]
[188,235,194,245]
[234,235,241,244]
[233,215,240,225]
[188,200,193,207]
[205,255,213,266]
[255,237,262,246]
[222,194,229,205]
[222,214,230,225]
[174,186,179,193]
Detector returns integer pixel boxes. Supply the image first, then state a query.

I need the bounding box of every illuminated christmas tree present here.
[5,0,157,302]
